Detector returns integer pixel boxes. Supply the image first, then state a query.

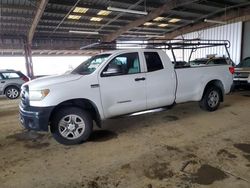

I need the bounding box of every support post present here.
[24,43,34,79]
[24,0,48,79]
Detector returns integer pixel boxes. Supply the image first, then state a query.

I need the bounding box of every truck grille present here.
[21,85,29,106]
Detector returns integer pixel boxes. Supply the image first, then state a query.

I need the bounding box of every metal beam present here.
[0,5,195,25]
[0,49,98,57]
[24,44,34,78]
[164,6,250,39]
[28,0,48,44]
[47,1,154,12]
[43,11,131,23]
[102,0,198,42]
[0,4,34,11]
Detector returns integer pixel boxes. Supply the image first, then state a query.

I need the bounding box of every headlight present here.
[29,89,50,101]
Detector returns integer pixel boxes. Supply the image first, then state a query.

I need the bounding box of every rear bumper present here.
[233,77,249,84]
[19,105,54,131]
[233,80,250,85]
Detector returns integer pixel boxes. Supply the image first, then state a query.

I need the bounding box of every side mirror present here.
[102,65,123,76]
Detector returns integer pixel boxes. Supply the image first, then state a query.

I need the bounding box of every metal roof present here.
[0,0,250,55]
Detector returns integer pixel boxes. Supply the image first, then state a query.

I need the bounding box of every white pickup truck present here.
[19,49,234,145]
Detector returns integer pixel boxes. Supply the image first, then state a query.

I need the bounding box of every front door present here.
[99,52,146,118]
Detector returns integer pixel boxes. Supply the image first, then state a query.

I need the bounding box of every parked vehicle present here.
[190,56,233,66]
[233,57,250,86]
[19,49,234,145]
[0,69,29,99]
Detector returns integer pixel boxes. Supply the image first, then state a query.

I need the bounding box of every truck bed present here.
[175,64,233,103]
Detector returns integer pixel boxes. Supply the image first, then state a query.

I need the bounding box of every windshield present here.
[237,58,250,68]
[72,54,111,75]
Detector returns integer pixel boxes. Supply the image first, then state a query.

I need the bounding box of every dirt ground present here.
[0,90,250,188]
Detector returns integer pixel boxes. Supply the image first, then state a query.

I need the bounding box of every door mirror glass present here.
[102,65,123,76]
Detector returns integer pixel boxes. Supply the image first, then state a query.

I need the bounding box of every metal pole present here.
[24,43,34,79]
[188,48,195,62]
[24,44,30,78]
[27,44,34,78]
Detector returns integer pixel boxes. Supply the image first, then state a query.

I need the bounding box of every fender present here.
[198,79,225,101]
[49,98,102,128]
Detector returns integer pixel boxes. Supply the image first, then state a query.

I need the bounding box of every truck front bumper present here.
[19,105,54,131]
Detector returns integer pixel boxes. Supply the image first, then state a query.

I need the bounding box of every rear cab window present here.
[144,52,164,72]
[1,72,20,79]
[208,58,228,65]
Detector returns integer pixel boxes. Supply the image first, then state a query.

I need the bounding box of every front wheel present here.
[5,86,20,99]
[199,86,222,111]
[51,107,93,145]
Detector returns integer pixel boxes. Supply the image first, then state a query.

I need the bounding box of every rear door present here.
[1,72,23,90]
[1,72,23,84]
[144,51,176,109]
[99,52,147,118]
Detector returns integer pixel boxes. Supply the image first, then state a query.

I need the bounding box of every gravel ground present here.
[0,90,250,188]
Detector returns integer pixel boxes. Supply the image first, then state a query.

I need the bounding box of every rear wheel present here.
[199,86,221,111]
[5,86,20,99]
[51,107,93,145]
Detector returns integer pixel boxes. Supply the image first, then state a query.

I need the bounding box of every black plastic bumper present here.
[233,80,249,86]
[19,105,54,131]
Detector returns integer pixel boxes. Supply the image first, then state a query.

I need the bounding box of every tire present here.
[50,107,93,145]
[5,86,20,99]
[199,86,222,111]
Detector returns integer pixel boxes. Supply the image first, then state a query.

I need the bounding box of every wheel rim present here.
[58,115,86,140]
[208,90,219,108]
[6,88,19,99]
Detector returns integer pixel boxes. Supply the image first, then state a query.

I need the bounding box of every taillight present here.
[21,76,29,82]
[229,67,235,74]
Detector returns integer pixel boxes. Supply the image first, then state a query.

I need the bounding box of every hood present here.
[24,73,82,89]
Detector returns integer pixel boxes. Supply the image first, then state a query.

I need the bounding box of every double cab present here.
[19,49,234,145]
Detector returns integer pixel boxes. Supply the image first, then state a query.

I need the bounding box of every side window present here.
[102,52,140,77]
[144,52,164,72]
[2,72,20,79]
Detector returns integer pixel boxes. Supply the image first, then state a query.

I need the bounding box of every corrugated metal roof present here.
[0,0,250,55]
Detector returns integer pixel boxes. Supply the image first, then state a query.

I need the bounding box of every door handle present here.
[1,81,5,83]
[90,84,99,88]
[134,77,146,81]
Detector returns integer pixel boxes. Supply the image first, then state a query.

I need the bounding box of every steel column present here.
[24,43,34,79]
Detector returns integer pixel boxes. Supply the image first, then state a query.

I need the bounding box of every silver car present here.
[233,57,250,86]
[0,69,29,99]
